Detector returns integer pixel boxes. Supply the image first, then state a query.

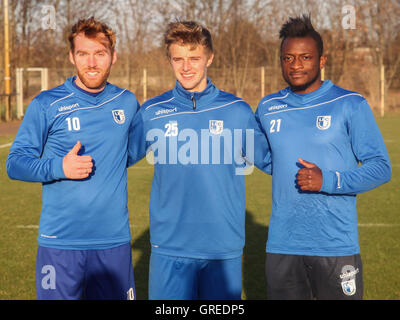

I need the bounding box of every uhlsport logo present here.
[112,109,126,124]
[316,115,331,130]
[340,265,359,296]
[209,120,224,135]
[155,107,177,116]
[58,103,79,112]
[268,104,288,112]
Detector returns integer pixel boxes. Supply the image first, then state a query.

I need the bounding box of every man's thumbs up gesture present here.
[296,158,322,192]
[62,141,93,179]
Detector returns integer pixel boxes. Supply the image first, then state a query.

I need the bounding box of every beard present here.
[76,66,111,91]
[286,69,321,93]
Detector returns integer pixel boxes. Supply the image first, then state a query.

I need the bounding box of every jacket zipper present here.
[191,95,196,110]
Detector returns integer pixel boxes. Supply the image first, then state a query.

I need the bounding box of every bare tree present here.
[1,0,399,113]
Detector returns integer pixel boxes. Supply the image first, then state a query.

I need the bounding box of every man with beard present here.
[7,17,139,300]
[255,15,391,299]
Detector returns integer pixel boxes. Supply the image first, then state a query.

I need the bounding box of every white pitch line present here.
[16,225,39,229]
[358,223,399,227]
[0,142,12,149]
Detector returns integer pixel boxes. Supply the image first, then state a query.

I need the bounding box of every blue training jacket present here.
[129,78,271,259]
[256,80,391,256]
[7,76,140,249]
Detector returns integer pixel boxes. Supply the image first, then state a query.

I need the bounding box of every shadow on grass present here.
[130,210,269,300]
[243,210,268,300]
[131,230,150,300]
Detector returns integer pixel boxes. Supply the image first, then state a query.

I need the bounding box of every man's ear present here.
[320,55,327,70]
[206,53,214,68]
[69,50,76,66]
[112,50,117,65]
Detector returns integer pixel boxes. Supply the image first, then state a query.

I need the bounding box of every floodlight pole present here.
[3,0,11,122]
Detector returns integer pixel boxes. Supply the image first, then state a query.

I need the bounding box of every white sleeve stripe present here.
[261,93,289,104]
[145,97,175,110]
[50,92,75,106]
[335,171,341,189]
[264,93,362,116]
[54,89,126,118]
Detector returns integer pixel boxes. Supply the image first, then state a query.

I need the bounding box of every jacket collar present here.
[64,76,115,104]
[172,78,219,109]
[281,80,334,105]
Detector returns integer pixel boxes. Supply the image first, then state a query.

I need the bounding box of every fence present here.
[1,64,399,121]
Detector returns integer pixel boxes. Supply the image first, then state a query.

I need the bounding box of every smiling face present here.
[69,33,117,93]
[281,36,327,94]
[168,43,214,92]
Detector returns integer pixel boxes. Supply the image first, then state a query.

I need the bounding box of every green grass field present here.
[0,114,399,300]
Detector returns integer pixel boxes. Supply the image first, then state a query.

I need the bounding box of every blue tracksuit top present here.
[129,79,271,259]
[256,80,391,256]
[6,76,140,249]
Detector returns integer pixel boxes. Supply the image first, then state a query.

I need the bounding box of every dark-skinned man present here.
[255,15,391,300]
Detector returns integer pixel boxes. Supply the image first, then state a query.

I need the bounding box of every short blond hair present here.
[164,20,213,57]
[68,17,116,53]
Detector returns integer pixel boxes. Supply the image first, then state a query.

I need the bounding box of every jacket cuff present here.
[320,169,336,194]
[51,157,66,180]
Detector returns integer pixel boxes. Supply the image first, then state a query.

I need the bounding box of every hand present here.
[296,158,322,192]
[62,141,93,179]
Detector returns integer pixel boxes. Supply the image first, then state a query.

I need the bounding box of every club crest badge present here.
[340,265,359,296]
[316,115,331,130]
[341,279,356,296]
[112,109,125,124]
[209,120,224,135]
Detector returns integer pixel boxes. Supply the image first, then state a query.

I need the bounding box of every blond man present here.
[129,21,271,300]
